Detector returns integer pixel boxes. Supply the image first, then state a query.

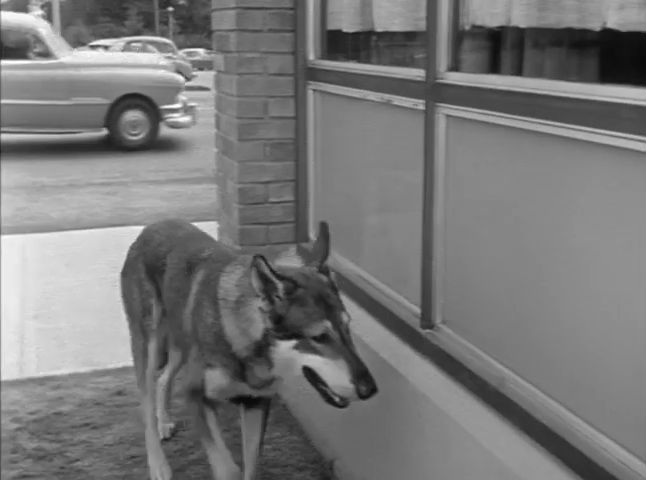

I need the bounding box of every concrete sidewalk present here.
[1,222,218,381]
[186,70,213,91]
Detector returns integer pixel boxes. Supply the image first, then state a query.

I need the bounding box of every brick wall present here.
[212,0,296,247]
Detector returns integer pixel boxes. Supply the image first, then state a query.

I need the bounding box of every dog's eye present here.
[310,332,331,344]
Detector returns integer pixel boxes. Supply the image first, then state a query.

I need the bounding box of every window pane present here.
[442,116,646,458]
[323,0,427,69]
[451,0,646,86]
[313,92,424,305]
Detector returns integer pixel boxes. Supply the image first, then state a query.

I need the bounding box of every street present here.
[0,87,216,235]
[1,75,219,380]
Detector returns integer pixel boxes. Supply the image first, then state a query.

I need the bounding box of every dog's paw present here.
[148,455,172,480]
[221,466,242,480]
[157,421,176,441]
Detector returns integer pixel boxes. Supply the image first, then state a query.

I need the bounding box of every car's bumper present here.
[161,96,197,129]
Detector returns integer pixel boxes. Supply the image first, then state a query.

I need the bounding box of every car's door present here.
[0,26,71,131]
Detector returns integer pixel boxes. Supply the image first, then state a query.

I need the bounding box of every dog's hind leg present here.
[156,343,184,441]
[143,300,173,480]
[188,393,240,480]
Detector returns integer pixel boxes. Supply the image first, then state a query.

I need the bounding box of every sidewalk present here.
[186,70,212,91]
[0,221,218,380]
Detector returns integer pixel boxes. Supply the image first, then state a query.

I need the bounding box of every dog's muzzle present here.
[302,366,351,409]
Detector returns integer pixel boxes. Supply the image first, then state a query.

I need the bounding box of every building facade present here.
[212,1,646,479]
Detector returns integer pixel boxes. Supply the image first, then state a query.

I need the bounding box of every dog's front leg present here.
[239,397,271,480]
[188,392,241,480]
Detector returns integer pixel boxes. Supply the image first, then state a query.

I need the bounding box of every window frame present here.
[308,0,427,79]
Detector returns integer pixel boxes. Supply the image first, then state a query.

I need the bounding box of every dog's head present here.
[250,222,378,408]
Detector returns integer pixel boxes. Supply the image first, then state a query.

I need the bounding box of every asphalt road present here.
[0,88,217,235]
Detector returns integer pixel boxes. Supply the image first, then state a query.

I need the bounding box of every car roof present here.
[119,36,175,45]
[0,11,50,30]
[88,38,119,45]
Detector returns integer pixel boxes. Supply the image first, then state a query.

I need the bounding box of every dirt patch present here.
[1,367,334,480]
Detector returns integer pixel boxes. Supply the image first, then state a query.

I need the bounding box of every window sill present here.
[440,72,646,106]
[309,59,425,81]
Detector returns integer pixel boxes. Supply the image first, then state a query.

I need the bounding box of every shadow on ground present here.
[0,134,187,157]
[1,367,334,480]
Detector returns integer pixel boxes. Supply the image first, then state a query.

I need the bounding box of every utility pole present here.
[167,6,174,41]
[153,0,160,36]
[51,0,60,34]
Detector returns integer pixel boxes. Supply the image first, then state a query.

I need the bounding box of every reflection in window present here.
[452,0,646,86]
[324,0,426,69]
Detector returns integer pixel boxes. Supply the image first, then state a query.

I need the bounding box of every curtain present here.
[458,0,645,82]
[461,0,646,31]
[327,0,426,32]
[606,0,646,31]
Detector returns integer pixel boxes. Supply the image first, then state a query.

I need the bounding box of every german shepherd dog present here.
[120,219,378,480]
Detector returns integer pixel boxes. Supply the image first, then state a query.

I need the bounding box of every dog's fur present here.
[120,219,377,480]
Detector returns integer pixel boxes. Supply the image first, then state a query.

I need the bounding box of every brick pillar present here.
[212,0,296,247]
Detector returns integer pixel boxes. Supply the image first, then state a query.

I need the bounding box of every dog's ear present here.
[309,221,330,269]
[250,254,297,302]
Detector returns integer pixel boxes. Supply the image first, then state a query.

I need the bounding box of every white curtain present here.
[461,0,646,32]
[327,0,426,32]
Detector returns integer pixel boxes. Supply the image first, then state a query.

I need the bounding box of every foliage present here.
[2,0,212,48]
[62,20,92,47]
[123,5,146,36]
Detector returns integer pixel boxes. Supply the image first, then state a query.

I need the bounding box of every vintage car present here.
[107,36,196,81]
[179,47,214,71]
[0,12,197,150]
[84,38,120,51]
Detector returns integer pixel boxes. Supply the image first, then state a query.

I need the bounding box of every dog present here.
[120,219,378,480]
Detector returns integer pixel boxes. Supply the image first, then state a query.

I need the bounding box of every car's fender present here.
[64,66,186,130]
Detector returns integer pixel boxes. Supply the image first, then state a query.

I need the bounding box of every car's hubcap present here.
[119,109,151,142]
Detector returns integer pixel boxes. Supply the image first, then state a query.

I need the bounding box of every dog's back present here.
[120,220,236,380]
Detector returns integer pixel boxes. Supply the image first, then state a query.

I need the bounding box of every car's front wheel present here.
[107,98,159,150]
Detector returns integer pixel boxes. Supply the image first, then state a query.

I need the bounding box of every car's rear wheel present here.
[107,98,159,150]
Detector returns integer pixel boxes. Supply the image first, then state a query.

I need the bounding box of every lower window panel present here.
[439,115,646,460]
[310,90,424,307]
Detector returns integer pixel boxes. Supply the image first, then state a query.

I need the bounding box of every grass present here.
[1,367,334,480]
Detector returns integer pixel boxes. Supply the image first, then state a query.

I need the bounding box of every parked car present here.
[179,47,213,70]
[108,36,196,81]
[0,12,197,150]
[85,38,120,51]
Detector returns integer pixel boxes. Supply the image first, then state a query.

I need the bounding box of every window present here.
[1,28,52,60]
[123,41,159,54]
[148,40,177,55]
[323,0,427,68]
[451,0,646,86]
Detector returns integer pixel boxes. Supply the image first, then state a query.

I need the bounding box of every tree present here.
[63,20,92,47]
[0,0,30,12]
[124,5,145,36]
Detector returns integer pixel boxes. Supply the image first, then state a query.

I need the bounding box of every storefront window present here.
[452,0,646,86]
[323,0,426,69]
